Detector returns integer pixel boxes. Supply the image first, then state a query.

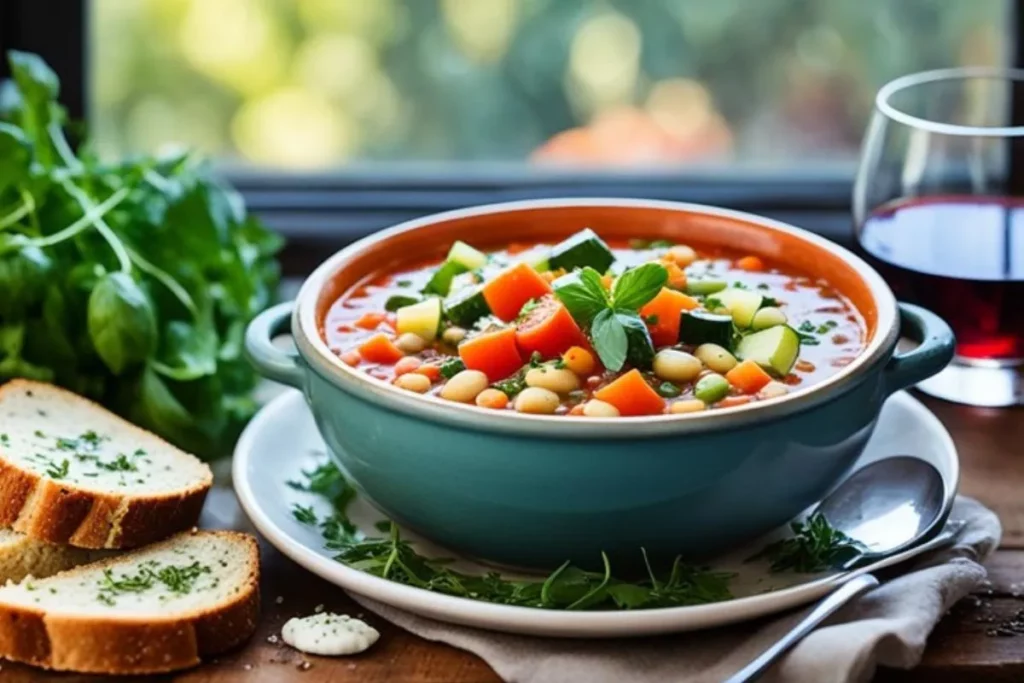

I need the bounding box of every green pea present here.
[694,373,730,403]
[657,381,682,398]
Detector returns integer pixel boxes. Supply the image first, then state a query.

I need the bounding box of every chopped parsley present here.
[704,297,725,311]
[33,430,44,438]
[747,513,866,573]
[0,434,8,447]
[492,375,527,398]
[396,279,412,287]
[816,320,839,334]
[45,459,70,480]
[515,298,540,322]
[439,357,467,379]
[97,454,137,473]
[96,561,211,605]
[756,283,770,290]
[291,504,318,525]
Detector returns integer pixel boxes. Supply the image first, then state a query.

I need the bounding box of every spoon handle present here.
[725,573,880,683]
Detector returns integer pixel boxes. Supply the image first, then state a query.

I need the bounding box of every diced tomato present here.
[593,369,665,416]
[639,288,699,347]
[515,296,589,360]
[458,327,524,381]
[482,262,552,321]
[661,261,687,290]
[357,334,405,364]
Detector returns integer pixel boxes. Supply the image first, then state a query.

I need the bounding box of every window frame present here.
[2,0,1023,267]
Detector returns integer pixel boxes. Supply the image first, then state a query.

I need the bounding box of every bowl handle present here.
[882,303,955,396]
[245,302,305,389]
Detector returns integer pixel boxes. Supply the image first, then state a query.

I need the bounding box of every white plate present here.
[233,390,958,638]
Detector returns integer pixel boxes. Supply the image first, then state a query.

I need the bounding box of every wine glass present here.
[854,67,1024,407]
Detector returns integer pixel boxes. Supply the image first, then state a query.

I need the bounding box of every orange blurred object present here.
[531,106,732,166]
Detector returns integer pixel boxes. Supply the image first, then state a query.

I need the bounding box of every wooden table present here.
[5,395,1022,682]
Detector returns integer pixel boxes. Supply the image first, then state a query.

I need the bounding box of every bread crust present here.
[0,530,260,674]
[0,380,213,549]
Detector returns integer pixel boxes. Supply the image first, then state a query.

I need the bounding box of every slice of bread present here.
[0,528,106,584]
[0,529,260,674]
[0,380,213,549]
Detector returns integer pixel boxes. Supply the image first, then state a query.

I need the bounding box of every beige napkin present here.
[351,497,1000,683]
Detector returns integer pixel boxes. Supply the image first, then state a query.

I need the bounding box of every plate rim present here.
[232,390,959,638]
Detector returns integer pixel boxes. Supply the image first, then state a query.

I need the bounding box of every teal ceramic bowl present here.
[245,199,954,570]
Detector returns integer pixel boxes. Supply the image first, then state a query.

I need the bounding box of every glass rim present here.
[876,66,1024,137]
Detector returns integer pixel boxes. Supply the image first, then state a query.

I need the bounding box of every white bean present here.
[514,387,560,414]
[652,349,702,383]
[582,400,620,417]
[394,373,431,393]
[440,370,489,403]
[758,381,790,399]
[442,327,467,344]
[670,399,706,414]
[694,343,738,373]
[667,245,698,267]
[525,367,580,394]
[394,333,427,354]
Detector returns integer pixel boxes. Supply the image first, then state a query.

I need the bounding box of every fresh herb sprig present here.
[96,561,211,606]
[748,512,866,573]
[553,263,667,371]
[292,460,734,611]
[0,51,281,459]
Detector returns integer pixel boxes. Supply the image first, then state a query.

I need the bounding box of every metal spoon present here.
[726,456,952,683]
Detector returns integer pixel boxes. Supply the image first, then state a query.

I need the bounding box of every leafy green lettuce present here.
[0,51,281,459]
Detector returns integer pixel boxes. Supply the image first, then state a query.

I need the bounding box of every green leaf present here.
[552,267,608,325]
[87,272,158,375]
[0,122,31,193]
[590,308,628,371]
[7,50,62,167]
[0,241,52,319]
[607,583,652,609]
[611,263,668,311]
[151,320,218,381]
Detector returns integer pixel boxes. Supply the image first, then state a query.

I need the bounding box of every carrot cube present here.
[515,297,589,359]
[639,288,700,347]
[725,359,773,394]
[482,262,553,321]
[358,334,405,365]
[593,369,665,416]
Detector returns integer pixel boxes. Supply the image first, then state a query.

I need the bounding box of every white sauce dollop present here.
[281,612,380,656]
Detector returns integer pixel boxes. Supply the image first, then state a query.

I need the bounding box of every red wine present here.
[860,196,1024,361]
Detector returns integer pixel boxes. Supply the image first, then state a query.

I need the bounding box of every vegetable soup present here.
[322,230,866,417]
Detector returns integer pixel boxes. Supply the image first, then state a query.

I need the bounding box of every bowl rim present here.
[292,197,899,438]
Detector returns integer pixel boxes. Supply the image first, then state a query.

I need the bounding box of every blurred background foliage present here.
[89,0,1007,170]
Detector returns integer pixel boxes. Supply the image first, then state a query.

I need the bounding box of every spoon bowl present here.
[817,456,946,566]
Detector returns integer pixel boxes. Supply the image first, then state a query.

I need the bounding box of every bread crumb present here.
[298,661,312,671]
[314,603,324,613]
[244,664,252,671]
[275,595,284,604]
[267,635,279,644]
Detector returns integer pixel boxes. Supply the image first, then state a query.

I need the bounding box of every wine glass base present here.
[915,358,1023,407]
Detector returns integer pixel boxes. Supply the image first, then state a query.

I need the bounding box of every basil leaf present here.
[0,242,52,319]
[612,263,668,311]
[591,308,628,371]
[0,122,31,193]
[87,273,157,375]
[552,270,607,325]
[150,320,218,381]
